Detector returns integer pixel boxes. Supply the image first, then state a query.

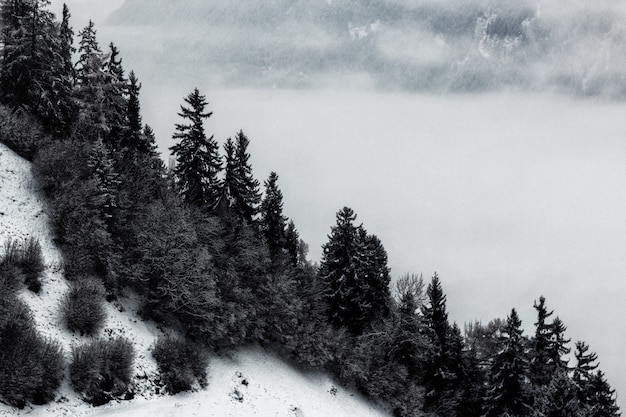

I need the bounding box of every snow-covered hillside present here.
[0,142,389,417]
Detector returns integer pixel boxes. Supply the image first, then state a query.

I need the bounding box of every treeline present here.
[0,1,621,416]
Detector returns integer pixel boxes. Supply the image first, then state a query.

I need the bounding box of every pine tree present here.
[486,308,530,417]
[0,0,74,135]
[318,207,390,335]
[169,88,221,208]
[421,273,457,411]
[574,341,600,409]
[102,42,128,147]
[284,220,300,267]
[586,371,620,417]
[219,131,261,221]
[59,3,75,84]
[574,341,599,385]
[122,70,148,152]
[74,20,108,139]
[530,295,555,385]
[547,316,571,369]
[87,138,120,224]
[260,171,286,258]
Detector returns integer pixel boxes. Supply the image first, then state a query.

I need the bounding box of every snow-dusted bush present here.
[19,238,45,293]
[0,238,45,293]
[152,335,209,394]
[69,337,135,405]
[0,296,65,408]
[60,277,107,335]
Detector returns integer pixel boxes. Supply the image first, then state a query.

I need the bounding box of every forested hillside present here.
[0,1,621,416]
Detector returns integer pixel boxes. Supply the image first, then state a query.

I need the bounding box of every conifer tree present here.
[530,295,555,385]
[88,138,120,224]
[260,171,286,258]
[102,42,128,147]
[574,341,599,386]
[74,20,108,139]
[169,88,221,208]
[220,131,261,221]
[284,220,300,267]
[421,273,458,411]
[586,371,620,417]
[574,341,601,409]
[0,0,74,135]
[122,70,147,152]
[59,3,75,84]
[486,308,530,417]
[318,207,390,335]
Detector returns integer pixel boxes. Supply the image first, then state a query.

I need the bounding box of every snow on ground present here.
[0,142,390,417]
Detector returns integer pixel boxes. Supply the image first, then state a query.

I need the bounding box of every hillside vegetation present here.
[0,1,621,417]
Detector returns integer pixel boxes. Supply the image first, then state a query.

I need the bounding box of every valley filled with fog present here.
[51,0,626,409]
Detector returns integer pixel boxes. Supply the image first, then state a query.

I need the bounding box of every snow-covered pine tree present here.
[88,138,120,224]
[318,207,390,335]
[74,20,109,140]
[260,171,287,258]
[169,88,221,208]
[60,3,75,84]
[421,273,455,412]
[102,42,128,148]
[0,0,74,136]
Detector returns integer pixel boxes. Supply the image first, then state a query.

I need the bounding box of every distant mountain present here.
[107,0,626,97]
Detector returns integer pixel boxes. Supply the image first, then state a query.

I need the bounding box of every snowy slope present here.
[0,142,390,417]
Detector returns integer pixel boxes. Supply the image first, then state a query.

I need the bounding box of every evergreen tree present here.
[122,70,149,152]
[318,207,390,335]
[284,220,300,267]
[547,316,571,369]
[0,0,74,135]
[421,273,459,412]
[59,3,75,84]
[87,138,119,225]
[74,20,108,139]
[169,88,221,208]
[102,42,127,147]
[220,130,261,221]
[574,341,601,410]
[574,341,599,386]
[586,371,620,417]
[457,342,487,417]
[260,171,286,258]
[530,295,555,385]
[486,308,530,417]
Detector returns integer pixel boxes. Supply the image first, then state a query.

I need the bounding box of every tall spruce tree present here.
[74,20,108,139]
[486,308,530,417]
[530,295,555,385]
[586,371,621,417]
[169,88,221,208]
[284,220,300,267]
[229,130,261,221]
[318,207,390,335]
[0,0,74,135]
[102,42,128,147]
[260,171,286,258]
[122,70,147,152]
[421,273,458,412]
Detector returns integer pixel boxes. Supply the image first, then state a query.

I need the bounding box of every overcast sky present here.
[49,0,626,409]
